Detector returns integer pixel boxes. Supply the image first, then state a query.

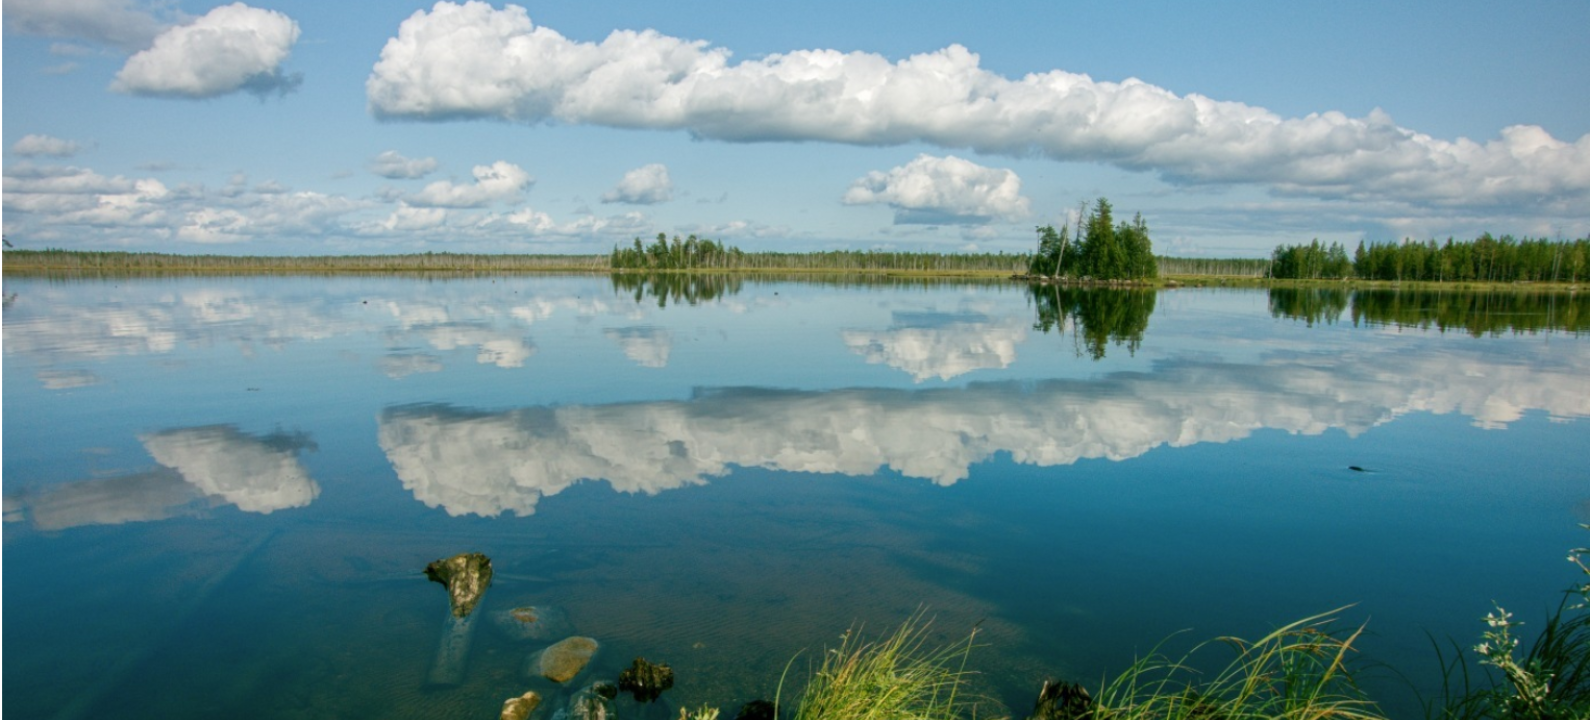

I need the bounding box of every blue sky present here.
[4,0,1588,257]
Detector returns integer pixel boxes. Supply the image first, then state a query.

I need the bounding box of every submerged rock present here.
[733,699,776,720]
[554,682,617,720]
[1029,679,1094,720]
[501,690,542,720]
[425,552,493,618]
[618,656,675,702]
[529,636,600,682]
[492,604,573,641]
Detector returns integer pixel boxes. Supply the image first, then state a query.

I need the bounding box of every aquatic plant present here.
[775,611,982,720]
[677,706,722,720]
[1086,609,1387,720]
[1426,524,1590,720]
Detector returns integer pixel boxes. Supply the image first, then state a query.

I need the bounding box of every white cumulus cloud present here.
[406,160,532,208]
[365,2,1590,211]
[601,163,673,205]
[3,162,373,245]
[370,150,440,179]
[2,0,168,51]
[2,163,171,227]
[844,154,1030,224]
[112,3,301,98]
[12,134,84,158]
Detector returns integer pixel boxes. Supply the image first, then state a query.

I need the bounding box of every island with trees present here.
[1023,197,1159,284]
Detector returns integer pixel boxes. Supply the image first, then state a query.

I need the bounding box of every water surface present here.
[4,275,1587,719]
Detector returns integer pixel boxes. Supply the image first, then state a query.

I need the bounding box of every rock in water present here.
[425,552,493,618]
[618,656,675,702]
[734,700,776,720]
[1029,679,1093,720]
[555,682,617,720]
[531,636,600,682]
[492,604,573,641]
[501,690,542,720]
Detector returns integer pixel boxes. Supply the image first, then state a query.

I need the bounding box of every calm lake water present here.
[3,275,1587,720]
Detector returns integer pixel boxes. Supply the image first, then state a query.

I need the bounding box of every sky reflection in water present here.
[3,275,1587,720]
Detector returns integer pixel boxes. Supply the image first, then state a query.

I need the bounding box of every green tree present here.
[1028,224,1068,277]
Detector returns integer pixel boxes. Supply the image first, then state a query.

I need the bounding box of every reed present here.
[1088,609,1387,720]
[776,612,983,720]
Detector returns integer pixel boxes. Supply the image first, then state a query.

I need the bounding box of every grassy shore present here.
[734,531,1590,720]
[0,249,610,275]
[1166,276,1583,292]
[3,250,1584,292]
[697,595,1589,720]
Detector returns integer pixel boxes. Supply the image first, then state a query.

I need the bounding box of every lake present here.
[3,275,1587,720]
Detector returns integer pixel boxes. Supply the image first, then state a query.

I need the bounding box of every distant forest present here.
[1268,235,1590,283]
[609,232,1028,273]
[4,230,1586,284]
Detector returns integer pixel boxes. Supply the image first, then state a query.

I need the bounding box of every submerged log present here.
[427,611,479,686]
[423,552,492,686]
[425,552,493,618]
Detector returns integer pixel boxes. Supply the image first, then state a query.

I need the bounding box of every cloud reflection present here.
[842,311,1025,381]
[140,426,321,514]
[6,468,207,531]
[36,368,102,389]
[604,327,673,368]
[6,426,321,530]
[380,352,444,379]
[378,344,1590,516]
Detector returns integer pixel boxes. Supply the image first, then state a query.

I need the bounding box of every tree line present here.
[0,249,607,274]
[611,233,1031,273]
[1268,235,1590,283]
[1027,198,1158,282]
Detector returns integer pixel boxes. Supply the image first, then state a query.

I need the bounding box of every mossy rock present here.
[529,636,600,683]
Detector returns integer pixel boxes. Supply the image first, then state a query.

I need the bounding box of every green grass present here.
[1086,609,1387,720]
[775,612,983,720]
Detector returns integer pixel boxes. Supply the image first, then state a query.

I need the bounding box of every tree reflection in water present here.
[1027,285,1156,359]
[1268,287,1589,336]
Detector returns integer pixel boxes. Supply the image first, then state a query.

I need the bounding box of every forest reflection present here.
[609,273,744,307]
[1269,287,1589,335]
[606,272,1011,307]
[1027,285,1157,359]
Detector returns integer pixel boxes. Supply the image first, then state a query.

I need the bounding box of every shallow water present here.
[3,275,1587,719]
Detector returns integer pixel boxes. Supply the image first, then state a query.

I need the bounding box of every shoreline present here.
[2,250,1583,292]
